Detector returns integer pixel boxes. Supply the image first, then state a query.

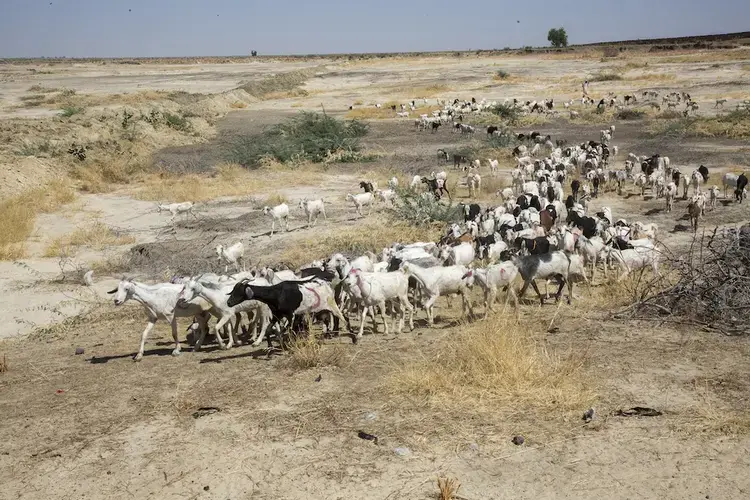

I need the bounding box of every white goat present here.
[298,198,327,227]
[400,263,473,325]
[375,189,396,205]
[344,269,414,338]
[108,278,213,362]
[262,203,290,237]
[467,172,481,197]
[346,192,374,217]
[665,182,678,212]
[611,244,660,282]
[461,262,519,317]
[216,242,245,273]
[157,201,196,222]
[488,159,499,176]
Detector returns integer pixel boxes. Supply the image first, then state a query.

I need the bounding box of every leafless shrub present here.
[618,226,750,335]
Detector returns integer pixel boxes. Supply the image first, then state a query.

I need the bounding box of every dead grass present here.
[387,83,451,97]
[230,101,247,109]
[0,354,7,374]
[389,315,595,415]
[133,163,320,203]
[280,218,442,269]
[283,334,347,370]
[261,192,289,206]
[0,180,76,260]
[627,72,677,82]
[436,477,461,500]
[44,222,136,257]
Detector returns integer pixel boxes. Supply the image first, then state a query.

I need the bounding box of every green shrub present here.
[164,112,191,132]
[223,111,370,167]
[390,187,462,227]
[60,106,84,118]
[489,104,521,125]
[495,69,510,80]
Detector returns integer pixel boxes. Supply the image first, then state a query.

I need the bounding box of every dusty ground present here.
[2,49,750,499]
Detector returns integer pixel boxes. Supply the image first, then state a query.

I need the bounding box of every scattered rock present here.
[314,374,322,382]
[511,435,525,446]
[74,347,85,355]
[364,412,378,421]
[583,408,595,423]
[203,486,210,492]
[357,431,378,445]
[192,407,221,419]
[468,442,479,452]
[394,447,411,457]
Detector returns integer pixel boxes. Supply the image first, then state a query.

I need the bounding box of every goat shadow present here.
[88,348,176,364]
[199,348,280,363]
[671,224,692,233]
[644,208,663,216]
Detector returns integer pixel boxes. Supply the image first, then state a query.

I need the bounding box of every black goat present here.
[515,236,551,255]
[453,154,467,168]
[571,179,581,201]
[736,173,748,203]
[359,181,375,193]
[567,211,598,238]
[422,177,450,199]
[461,203,481,222]
[698,165,709,183]
[487,125,499,136]
[226,278,353,344]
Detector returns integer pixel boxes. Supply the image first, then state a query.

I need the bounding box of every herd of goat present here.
[123,91,749,362]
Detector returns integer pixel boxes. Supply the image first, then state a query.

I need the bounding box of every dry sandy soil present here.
[1,49,750,499]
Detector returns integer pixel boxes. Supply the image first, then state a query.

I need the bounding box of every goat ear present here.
[244,287,254,299]
[106,288,117,294]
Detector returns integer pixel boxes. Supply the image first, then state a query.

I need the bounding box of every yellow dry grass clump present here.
[0,180,76,260]
[44,222,136,257]
[133,163,320,203]
[280,219,442,269]
[389,316,595,413]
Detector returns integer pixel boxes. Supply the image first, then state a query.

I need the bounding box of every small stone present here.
[583,408,595,423]
[469,442,479,452]
[512,435,525,446]
[365,412,378,421]
[203,485,209,491]
[75,347,85,355]
[394,447,411,457]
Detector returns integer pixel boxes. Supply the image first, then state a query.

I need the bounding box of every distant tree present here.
[251,50,258,57]
[547,27,568,48]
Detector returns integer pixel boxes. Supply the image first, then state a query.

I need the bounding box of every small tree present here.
[547,27,568,48]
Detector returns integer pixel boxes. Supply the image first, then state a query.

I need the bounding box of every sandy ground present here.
[2,50,750,499]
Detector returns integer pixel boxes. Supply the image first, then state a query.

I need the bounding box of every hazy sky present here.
[1,0,749,58]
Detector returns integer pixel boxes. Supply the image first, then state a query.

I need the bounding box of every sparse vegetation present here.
[239,69,316,99]
[163,112,192,132]
[647,109,750,139]
[390,188,462,227]
[390,316,595,414]
[494,69,510,80]
[44,222,136,257]
[590,72,623,82]
[0,180,76,260]
[60,106,84,118]
[283,334,346,370]
[223,112,369,167]
[616,108,646,120]
[489,103,521,125]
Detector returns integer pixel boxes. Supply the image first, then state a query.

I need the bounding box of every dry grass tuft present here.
[44,222,136,257]
[280,218,442,269]
[627,72,677,82]
[133,163,320,203]
[262,193,289,207]
[0,354,7,374]
[389,316,595,414]
[283,334,346,370]
[230,101,247,109]
[0,180,76,260]
[436,477,461,500]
